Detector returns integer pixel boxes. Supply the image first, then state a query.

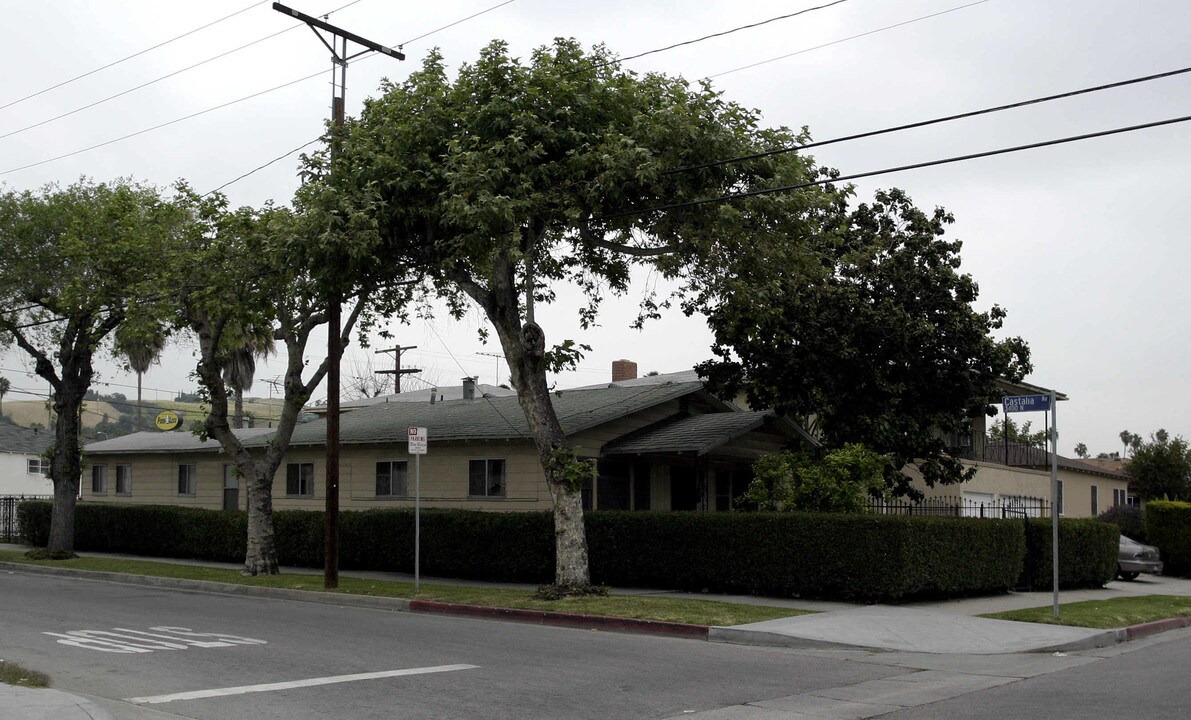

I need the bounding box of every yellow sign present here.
[154,411,182,431]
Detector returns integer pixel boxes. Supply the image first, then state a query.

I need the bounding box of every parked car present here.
[1117,536,1163,581]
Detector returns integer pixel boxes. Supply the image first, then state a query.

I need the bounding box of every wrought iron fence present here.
[1,495,51,541]
[868,495,1050,519]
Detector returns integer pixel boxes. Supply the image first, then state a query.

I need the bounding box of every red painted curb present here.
[408,600,710,639]
[1123,615,1191,641]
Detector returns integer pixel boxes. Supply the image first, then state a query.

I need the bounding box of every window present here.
[468,459,506,498]
[115,465,132,495]
[27,457,49,475]
[177,464,197,496]
[91,465,107,494]
[286,462,314,497]
[1113,488,1127,507]
[1090,484,1098,517]
[375,461,408,497]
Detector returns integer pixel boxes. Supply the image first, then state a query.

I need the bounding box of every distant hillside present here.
[1,397,285,436]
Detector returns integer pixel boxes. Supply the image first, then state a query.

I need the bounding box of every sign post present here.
[407,426,428,593]
[1003,393,1059,620]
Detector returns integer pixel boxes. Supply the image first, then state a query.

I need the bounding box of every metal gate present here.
[1,495,51,542]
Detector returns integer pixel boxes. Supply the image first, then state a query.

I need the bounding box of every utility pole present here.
[375,345,421,394]
[272,2,403,589]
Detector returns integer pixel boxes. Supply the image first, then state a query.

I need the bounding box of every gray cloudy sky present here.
[1,0,1187,456]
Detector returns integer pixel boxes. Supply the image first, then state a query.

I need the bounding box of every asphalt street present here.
[1,571,902,720]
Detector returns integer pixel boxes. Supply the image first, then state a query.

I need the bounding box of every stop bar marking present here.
[124,663,480,705]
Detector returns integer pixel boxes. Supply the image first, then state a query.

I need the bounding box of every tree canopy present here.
[318,39,844,588]
[1127,429,1191,501]
[699,189,1031,496]
[0,179,184,552]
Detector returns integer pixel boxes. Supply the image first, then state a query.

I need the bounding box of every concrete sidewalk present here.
[4,543,1190,658]
[0,684,111,720]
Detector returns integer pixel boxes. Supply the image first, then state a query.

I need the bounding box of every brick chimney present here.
[612,359,638,382]
[462,376,476,401]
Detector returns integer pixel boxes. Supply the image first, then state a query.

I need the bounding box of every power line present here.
[707,0,989,79]
[0,70,324,176]
[600,113,1191,220]
[610,0,850,68]
[398,0,517,47]
[205,136,323,195]
[666,64,1191,176]
[423,321,525,437]
[0,0,366,144]
[0,0,269,113]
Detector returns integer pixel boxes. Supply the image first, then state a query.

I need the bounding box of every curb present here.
[1118,615,1191,641]
[0,561,412,613]
[409,600,709,639]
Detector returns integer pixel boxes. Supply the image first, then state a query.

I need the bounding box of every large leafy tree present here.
[0,179,182,553]
[1127,429,1191,501]
[318,40,842,590]
[171,192,401,575]
[700,189,1031,497]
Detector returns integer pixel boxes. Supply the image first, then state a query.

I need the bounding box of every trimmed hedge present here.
[1145,500,1191,576]
[16,501,1040,602]
[1019,518,1118,590]
[16,503,1132,598]
[587,511,1025,601]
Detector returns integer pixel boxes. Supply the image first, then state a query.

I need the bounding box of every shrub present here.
[1099,504,1145,542]
[1019,518,1118,589]
[1145,500,1191,576]
[740,445,886,513]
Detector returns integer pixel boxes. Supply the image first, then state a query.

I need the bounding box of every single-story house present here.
[81,372,811,513]
[0,423,53,497]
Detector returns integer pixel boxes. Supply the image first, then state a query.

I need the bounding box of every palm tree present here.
[223,324,275,429]
[115,327,166,430]
[0,376,9,420]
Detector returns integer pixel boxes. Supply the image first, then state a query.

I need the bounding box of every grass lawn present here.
[0,660,50,688]
[0,550,808,627]
[981,595,1191,629]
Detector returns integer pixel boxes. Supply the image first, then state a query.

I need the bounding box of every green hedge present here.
[16,501,1042,602]
[1145,500,1191,576]
[1019,518,1118,590]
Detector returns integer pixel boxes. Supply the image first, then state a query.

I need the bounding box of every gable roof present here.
[603,411,778,456]
[0,423,53,455]
[85,427,274,455]
[270,380,708,448]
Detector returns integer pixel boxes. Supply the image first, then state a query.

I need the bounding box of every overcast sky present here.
[1,0,1187,457]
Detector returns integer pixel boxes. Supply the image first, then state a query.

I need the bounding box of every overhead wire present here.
[598,113,1191,220]
[706,0,989,79]
[0,0,270,113]
[665,64,1191,175]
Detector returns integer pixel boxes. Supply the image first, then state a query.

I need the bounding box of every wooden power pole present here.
[272,2,404,589]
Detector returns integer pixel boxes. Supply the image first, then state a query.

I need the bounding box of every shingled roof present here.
[269,380,707,448]
[85,427,274,454]
[0,423,53,455]
[603,411,777,456]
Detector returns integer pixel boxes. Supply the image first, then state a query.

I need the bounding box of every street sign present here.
[407,426,428,455]
[1002,394,1051,413]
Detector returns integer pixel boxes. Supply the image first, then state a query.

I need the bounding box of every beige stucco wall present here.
[910,460,1129,518]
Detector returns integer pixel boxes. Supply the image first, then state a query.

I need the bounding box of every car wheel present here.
[1117,570,1140,581]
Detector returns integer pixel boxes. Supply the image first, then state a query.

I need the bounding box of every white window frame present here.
[91,465,107,495]
[27,457,49,475]
[115,464,132,495]
[286,462,315,497]
[177,463,197,497]
[468,459,506,498]
[375,460,409,498]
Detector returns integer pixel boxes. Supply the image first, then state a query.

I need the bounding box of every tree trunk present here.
[485,282,591,587]
[135,371,143,431]
[234,388,245,430]
[47,384,85,555]
[243,468,278,575]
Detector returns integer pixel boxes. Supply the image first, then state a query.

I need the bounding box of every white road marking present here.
[45,626,267,654]
[124,664,480,705]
